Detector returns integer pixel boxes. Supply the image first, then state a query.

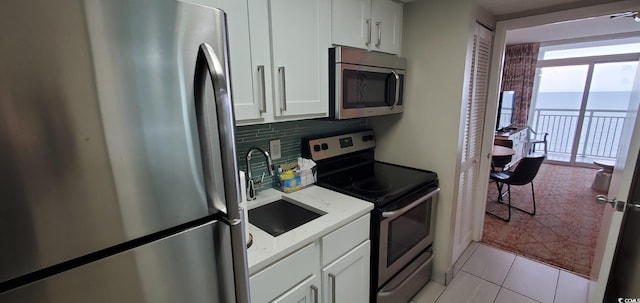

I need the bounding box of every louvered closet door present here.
[453,24,492,260]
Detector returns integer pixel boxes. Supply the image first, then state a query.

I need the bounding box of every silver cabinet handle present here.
[328,273,336,303]
[194,43,249,303]
[278,66,287,112]
[375,21,382,47]
[382,188,440,219]
[257,65,266,114]
[365,19,372,46]
[311,285,318,303]
[390,70,400,109]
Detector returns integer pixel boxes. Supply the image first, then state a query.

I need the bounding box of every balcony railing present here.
[530,108,627,163]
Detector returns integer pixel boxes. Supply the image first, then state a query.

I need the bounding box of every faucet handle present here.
[247,179,256,200]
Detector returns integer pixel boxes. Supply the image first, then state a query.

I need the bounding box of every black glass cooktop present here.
[316,161,438,206]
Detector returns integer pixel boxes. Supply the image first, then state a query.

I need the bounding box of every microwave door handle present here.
[390,70,400,109]
[194,43,250,303]
[382,188,440,219]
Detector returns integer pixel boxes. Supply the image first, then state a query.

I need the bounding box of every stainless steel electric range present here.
[303,129,439,303]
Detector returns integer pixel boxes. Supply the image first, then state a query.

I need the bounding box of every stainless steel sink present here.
[248,198,325,237]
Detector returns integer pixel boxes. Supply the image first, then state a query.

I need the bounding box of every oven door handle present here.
[382,188,440,219]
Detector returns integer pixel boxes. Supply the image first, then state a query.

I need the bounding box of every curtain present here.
[501,43,540,128]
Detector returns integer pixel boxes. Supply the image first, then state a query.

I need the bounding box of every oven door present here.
[378,187,439,287]
[333,63,404,119]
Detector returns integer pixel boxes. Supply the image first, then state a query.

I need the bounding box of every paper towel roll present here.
[239,171,250,246]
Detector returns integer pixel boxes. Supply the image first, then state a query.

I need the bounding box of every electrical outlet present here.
[270,139,281,160]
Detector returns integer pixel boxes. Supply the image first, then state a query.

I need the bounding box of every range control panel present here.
[304,130,376,161]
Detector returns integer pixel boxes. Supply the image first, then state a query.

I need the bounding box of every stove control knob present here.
[321,143,329,150]
[313,144,321,152]
[365,135,374,141]
[362,135,368,142]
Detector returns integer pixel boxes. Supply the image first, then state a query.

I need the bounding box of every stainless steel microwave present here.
[329,46,407,120]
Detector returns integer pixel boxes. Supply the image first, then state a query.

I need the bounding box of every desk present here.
[495,128,527,167]
[492,145,516,157]
[492,145,516,170]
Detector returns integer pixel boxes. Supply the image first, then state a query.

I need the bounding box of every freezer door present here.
[0,0,243,285]
[0,219,236,303]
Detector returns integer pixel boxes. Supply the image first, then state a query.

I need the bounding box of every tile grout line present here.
[457,243,481,272]
[449,263,542,303]
[500,253,518,286]
[481,247,549,303]
[552,269,561,303]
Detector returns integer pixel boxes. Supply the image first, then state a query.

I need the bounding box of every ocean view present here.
[533,91,633,111]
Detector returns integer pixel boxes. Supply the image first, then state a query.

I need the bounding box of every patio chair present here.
[526,126,548,155]
[486,154,545,222]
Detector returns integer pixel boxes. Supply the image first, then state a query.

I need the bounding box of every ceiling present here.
[506,14,640,44]
[477,0,584,16]
[476,0,619,17]
[475,0,640,45]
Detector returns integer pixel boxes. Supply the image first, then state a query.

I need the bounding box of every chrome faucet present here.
[245,147,275,200]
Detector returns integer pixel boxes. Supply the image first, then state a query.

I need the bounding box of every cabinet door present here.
[245,0,276,125]
[272,275,321,303]
[331,0,372,50]
[270,0,330,118]
[371,0,403,55]
[193,0,263,122]
[322,241,370,303]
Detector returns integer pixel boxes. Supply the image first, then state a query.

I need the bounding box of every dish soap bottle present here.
[280,169,301,193]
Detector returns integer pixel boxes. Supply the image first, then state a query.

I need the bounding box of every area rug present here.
[482,163,605,278]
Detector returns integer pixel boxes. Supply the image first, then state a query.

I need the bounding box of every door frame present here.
[472,0,640,247]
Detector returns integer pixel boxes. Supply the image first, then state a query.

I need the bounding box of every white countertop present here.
[245,186,373,275]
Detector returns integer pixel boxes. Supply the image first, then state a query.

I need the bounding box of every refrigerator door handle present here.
[194,42,242,219]
[194,43,251,303]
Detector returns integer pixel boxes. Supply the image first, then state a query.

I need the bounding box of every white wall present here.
[369,0,476,285]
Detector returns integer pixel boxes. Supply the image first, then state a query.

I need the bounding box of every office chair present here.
[487,154,545,222]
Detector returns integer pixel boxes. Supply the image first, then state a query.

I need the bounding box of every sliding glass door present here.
[530,65,589,162]
[529,39,640,165]
[577,61,638,163]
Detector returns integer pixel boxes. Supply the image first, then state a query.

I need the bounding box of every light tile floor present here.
[411,242,589,303]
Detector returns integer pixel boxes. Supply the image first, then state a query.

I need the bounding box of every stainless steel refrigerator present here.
[0,0,250,302]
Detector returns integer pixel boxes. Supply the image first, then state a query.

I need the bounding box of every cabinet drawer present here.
[250,242,319,301]
[321,214,370,266]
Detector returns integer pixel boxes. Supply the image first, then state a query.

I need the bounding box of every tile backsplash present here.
[236,119,367,191]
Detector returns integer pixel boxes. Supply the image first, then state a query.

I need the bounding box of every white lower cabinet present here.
[272,274,321,303]
[249,242,319,302]
[322,241,370,303]
[249,214,371,303]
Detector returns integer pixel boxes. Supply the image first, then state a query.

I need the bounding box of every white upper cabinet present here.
[269,0,331,119]
[331,0,372,50]
[235,0,330,125]
[371,0,403,54]
[332,0,403,55]
[193,0,261,121]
